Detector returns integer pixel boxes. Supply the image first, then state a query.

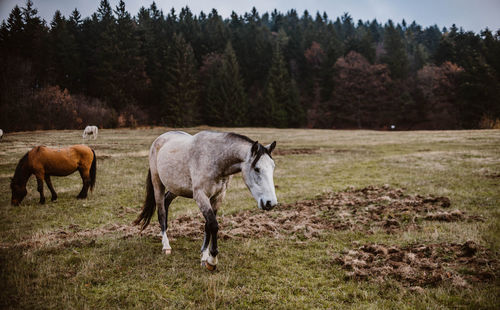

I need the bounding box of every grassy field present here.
[0,127,499,309]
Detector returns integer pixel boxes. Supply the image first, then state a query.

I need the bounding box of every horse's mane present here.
[11,152,29,187]
[226,132,254,144]
[251,143,272,167]
[226,132,272,167]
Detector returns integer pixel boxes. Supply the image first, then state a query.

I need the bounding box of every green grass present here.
[0,127,499,309]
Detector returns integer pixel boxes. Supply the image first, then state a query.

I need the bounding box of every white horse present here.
[134,130,277,270]
[82,126,98,140]
[0,129,3,140]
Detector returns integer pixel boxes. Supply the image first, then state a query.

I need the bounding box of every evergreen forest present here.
[1,0,500,130]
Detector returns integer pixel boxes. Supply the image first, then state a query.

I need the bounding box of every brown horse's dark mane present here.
[11,152,31,188]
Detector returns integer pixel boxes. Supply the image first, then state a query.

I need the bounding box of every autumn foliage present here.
[323,51,392,128]
[415,62,463,129]
[1,1,499,131]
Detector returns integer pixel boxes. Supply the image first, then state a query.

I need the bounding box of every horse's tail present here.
[133,169,156,230]
[89,149,97,191]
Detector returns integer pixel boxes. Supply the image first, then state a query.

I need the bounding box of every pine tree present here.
[382,20,409,79]
[200,9,228,56]
[21,0,48,86]
[263,42,288,127]
[66,8,83,91]
[263,39,303,127]
[49,10,79,89]
[111,0,147,109]
[201,42,247,126]
[0,5,26,126]
[136,2,168,116]
[87,0,116,102]
[0,5,24,54]
[163,34,199,126]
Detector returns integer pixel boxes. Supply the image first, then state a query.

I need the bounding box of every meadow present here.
[0,127,499,309]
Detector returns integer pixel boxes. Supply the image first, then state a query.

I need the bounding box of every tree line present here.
[1,0,499,131]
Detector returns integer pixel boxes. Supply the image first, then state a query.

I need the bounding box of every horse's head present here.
[10,178,27,206]
[241,141,277,210]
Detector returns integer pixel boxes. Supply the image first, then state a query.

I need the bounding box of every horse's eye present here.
[254,167,260,173]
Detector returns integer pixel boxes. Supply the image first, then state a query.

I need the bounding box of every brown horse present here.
[10,145,96,206]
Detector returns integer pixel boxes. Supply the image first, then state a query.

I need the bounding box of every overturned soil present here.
[5,185,482,250]
[273,148,320,156]
[165,185,480,240]
[484,172,500,179]
[333,241,499,287]
[273,148,363,156]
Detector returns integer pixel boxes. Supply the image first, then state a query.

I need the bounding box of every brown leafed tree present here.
[416,61,463,129]
[321,51,392,128]
[304,41,325,128]
[304,41,325,69]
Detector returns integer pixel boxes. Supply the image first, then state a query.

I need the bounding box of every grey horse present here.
[134,130,277,270]
[82,125,98,140]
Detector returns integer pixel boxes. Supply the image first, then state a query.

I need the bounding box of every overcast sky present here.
[1,0,499,33]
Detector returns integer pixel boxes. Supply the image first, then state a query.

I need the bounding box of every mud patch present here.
[0,223,145,250]
[3,186,481,250]
[216,185,479,237]
[273,148,320,156]
[318,186,483,232]
[333,241,499,287]
[97,150,149,159]
[273,148,362,156]
[485,172,500,179]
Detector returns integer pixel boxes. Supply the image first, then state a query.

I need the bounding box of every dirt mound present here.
[333,241,499,287]
[485,172,500,179]
[273,148,319,156]
[4,186,481,250]
[165,185,478,239]
[315,185,482,233]
[1,223,150,250]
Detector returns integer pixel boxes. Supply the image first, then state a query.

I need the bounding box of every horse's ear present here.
[251,141,259,155]
[265,141,276,154]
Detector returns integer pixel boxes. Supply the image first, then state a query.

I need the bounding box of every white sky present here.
[1,0,499,33]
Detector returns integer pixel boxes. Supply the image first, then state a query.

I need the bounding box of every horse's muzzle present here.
[260,199,276,211]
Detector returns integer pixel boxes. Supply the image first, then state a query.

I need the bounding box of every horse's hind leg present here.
[159,191,176,255]
[35,174,45,204]
[45,175,58,201]
[77,168,90,199]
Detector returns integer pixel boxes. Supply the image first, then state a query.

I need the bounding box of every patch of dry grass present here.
[0,127,499,309]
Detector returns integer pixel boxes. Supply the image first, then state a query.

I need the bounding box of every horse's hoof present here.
[164,249,172,255]
[202,261,217,271]
[206,262,216,271]
[51,197,57,202]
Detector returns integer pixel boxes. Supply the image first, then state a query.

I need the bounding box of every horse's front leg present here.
[194,191,218,271]
[35,175,45,204]
[200,221,211,265]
